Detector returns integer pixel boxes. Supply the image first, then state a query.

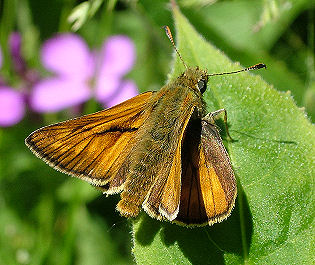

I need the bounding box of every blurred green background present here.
[0,0,314,264]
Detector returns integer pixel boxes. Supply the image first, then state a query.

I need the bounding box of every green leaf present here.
[132,4,314,265]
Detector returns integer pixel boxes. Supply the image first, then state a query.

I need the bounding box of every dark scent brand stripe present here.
[97,126,138,134]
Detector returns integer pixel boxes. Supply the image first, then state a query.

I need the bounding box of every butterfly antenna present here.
[207,63,266,77]
[163,25,188,69]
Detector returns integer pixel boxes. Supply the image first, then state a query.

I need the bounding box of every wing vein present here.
[57,136,95,170]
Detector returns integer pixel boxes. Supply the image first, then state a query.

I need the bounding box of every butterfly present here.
[25,26,265,226]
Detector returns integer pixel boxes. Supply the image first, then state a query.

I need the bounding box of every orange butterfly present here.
[26,26,265,226]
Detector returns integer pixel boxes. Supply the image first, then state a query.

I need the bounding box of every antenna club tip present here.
[255,63,267,69]
[163,25,171,35]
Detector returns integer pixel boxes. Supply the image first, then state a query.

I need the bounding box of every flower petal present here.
[104,80,138,108]
[98,35,135,78]
[0,87,25,127]
[41,34,94,79]
[94,74,120,103]
[30,78,91,112]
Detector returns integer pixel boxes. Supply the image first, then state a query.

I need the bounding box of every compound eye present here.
[197,79,207,94]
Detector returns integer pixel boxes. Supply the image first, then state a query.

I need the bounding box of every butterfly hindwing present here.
[199,118,237,224]
[175,118,237,226]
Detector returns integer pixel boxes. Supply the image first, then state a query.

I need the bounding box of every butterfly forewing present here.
[26,92,154,187]
[142,105,197,221]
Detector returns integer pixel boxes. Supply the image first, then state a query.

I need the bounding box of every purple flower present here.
[0,41,26,127]
[31,33,138,113]
[0,87,25,127]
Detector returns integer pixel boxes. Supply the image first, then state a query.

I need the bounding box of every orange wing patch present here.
[26,92,154,189]
[159,144,182,220]
[199,147,228,222]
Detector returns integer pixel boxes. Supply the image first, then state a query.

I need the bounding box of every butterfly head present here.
[182,67,208,94]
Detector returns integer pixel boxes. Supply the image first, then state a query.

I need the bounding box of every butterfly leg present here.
[203,109,233,141]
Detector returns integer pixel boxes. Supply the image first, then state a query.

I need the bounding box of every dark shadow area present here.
[2,168,64,217]
[134,214,163,245]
